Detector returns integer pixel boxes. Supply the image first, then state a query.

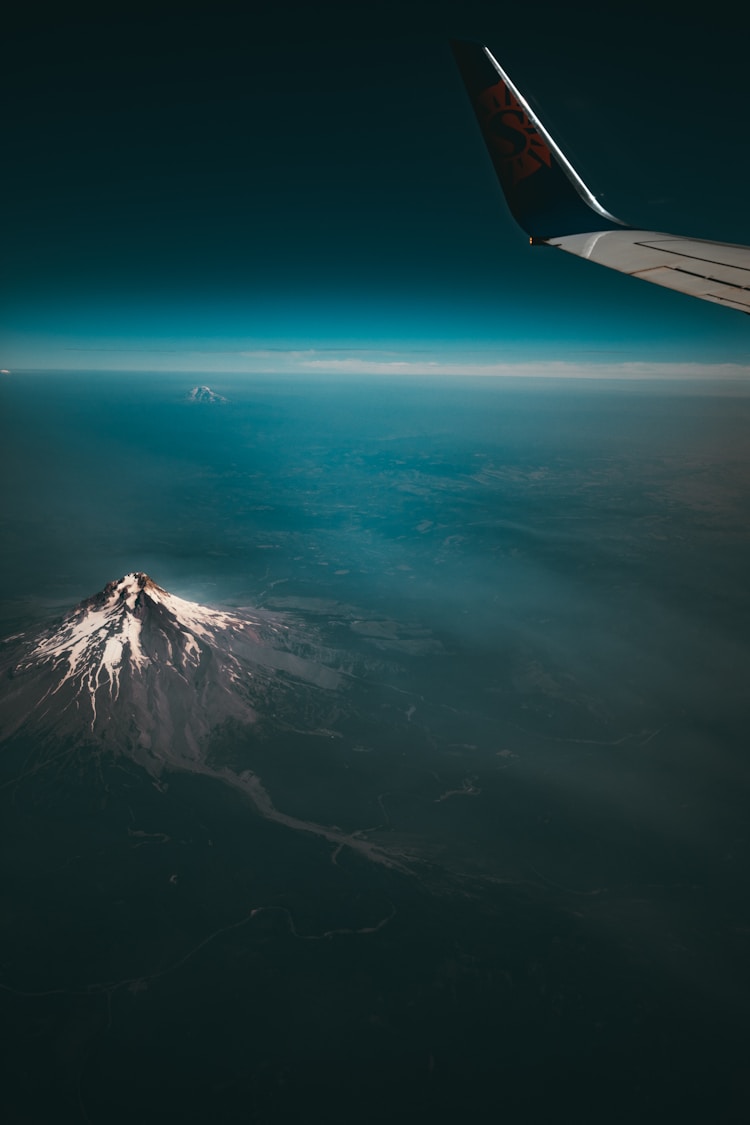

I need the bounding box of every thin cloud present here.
[6,332,750,380]
[299,357,750,380]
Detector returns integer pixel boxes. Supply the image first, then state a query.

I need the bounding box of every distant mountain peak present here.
[187,385,227,404]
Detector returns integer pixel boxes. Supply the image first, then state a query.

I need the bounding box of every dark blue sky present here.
[4,0,750,374]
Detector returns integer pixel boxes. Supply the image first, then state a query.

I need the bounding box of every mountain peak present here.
[97,571,162,609]
[26,571,265,684]
[1,573,342,771]
[3,575,274,764]
[187,385,227,404]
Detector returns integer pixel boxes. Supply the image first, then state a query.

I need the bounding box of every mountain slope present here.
[0,573,338,769]
[0,573,410,872]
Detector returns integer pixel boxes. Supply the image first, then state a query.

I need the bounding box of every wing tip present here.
[451,40,626,238]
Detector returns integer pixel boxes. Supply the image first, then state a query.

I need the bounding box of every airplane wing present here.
[450,40,750,315]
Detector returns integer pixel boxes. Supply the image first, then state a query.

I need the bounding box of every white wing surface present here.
[549,231,750,314]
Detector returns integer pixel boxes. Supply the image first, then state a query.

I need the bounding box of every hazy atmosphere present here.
[3,372,750,1120]
[3,2,750,1123]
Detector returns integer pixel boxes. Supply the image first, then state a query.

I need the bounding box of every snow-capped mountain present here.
[187,385,227,404]
[0,573,339,771]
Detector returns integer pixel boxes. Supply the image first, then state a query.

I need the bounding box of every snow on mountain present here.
[0,573,340,771]
[187,385,227,404]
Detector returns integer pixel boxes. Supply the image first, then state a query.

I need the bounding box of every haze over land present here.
[3,2,750,1119]
[2,370,750,1121]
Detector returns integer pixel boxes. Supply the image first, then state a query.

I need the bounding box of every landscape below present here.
[1,371,749,1122]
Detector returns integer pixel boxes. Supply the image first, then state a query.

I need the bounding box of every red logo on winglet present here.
[476,80,552,184]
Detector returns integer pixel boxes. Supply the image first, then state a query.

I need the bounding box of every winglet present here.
[450,41,626,240]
